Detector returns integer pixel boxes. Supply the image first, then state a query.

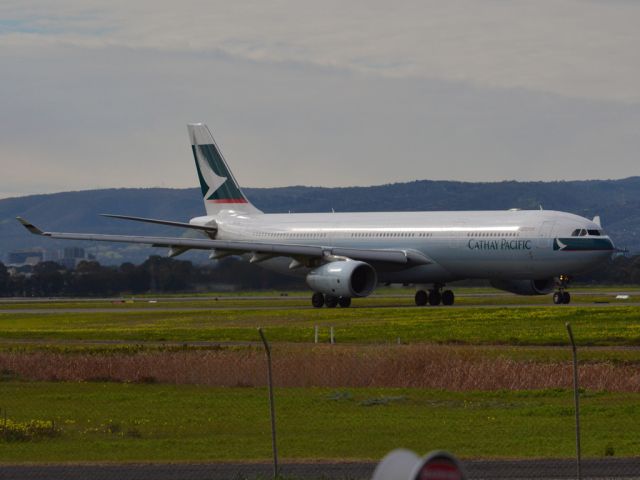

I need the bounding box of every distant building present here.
[59,247,91,270]
[6,264,34,276]
[6,249,44,267]
[4,246,94,270]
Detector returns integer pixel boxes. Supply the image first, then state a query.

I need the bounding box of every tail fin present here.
[187,123,262,216]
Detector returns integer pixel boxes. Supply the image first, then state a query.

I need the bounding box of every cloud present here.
[1,43,638,195]
[2,0,640,102]
[0,1,639,199]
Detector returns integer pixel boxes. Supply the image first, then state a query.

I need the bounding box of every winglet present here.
[16,217,44,235]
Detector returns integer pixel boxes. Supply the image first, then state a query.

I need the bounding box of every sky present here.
[1,0,639,199]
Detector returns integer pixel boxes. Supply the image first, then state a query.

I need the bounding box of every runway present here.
[1,290,638,303]
[1,301,638,315]
[0,290,636,315]
[1,458,638,480]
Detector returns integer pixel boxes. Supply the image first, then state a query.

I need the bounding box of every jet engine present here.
[490,278,555,296]
[306,260,377,298]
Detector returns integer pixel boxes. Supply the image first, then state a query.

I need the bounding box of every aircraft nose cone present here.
[603,236,615,251]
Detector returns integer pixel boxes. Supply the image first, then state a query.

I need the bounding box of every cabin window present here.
[588,229,601,236]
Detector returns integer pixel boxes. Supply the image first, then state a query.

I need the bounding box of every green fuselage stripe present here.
[554,238,614,251]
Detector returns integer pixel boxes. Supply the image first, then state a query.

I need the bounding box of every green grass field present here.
[0,305,639,346]
[0,382,638,462]
[0,291,638,464]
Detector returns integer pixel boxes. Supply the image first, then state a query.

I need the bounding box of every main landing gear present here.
[553,275,571,305]
[311,292,351,308]
[415,285,455,306]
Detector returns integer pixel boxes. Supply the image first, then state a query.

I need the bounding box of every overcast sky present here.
[1,0,639,199]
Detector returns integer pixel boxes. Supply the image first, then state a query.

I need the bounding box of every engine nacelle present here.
[306,260,377,298]
[490,278,555,296]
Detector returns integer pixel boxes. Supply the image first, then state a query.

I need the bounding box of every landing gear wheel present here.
[415,290,428,306]
[325,295,339,308]
[428,290,442,306]
[442,290,455,306]
[553,292,562,305]
[338,297,352,308]
[311,292,325,308]
[562,292,571,304]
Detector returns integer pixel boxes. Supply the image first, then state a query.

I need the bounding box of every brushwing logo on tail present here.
[194,146,227,199]
[192,144,247,203]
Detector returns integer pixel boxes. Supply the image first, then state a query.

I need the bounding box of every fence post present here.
[258,328,278,479]
[566,323,581,480]
[314,325,319,344]
[330,326,335,344]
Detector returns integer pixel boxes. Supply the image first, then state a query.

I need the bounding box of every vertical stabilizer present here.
[188,123,262,216]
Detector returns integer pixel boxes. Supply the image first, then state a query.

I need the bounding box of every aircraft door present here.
[536,221,556,249]
[448,222,465,249]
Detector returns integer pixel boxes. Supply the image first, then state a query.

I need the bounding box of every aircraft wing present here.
[100,213,218,234]
[16,217,431,266]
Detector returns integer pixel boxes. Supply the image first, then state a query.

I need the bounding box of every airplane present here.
[17,123,616,307]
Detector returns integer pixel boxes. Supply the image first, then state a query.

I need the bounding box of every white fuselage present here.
[191,209,614,283]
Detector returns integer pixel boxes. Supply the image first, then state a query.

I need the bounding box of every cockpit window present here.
[571,228,603,236]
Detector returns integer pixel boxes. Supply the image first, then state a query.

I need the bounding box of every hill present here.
[1,177,638,264]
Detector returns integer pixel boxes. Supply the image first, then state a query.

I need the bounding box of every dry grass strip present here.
[1,345,639,391]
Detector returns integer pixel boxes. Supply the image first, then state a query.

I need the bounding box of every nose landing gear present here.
[553,275,571,304]
[553,291,571,304]
[415,285,455,306]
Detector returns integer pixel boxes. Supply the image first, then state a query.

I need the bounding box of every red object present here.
[416,458,463,480]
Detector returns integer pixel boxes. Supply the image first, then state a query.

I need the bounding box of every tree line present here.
[0,256,300,297]
[0,254,638,297]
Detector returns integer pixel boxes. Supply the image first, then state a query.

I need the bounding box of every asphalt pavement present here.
[1,458,639,480]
